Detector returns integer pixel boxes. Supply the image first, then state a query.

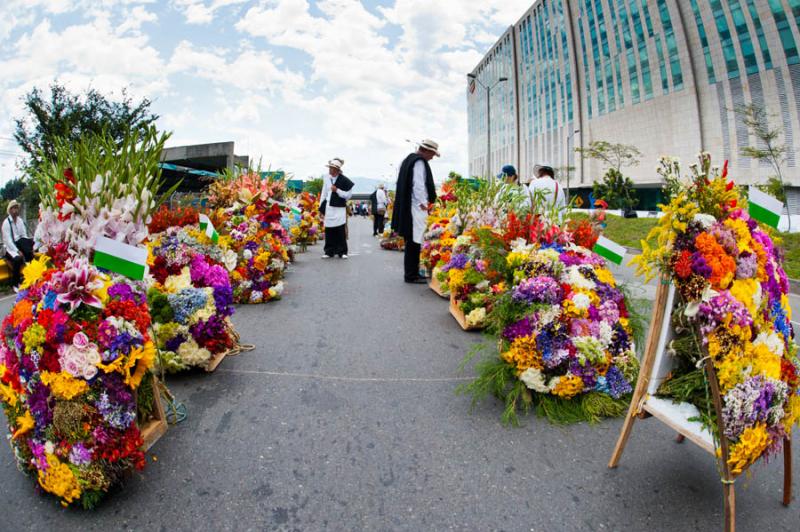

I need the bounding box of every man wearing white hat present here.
[391,139,439,283]
[2,199,33,286]
[319,158,355,258]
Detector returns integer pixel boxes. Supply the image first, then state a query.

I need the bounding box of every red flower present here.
[781,358,798,389]
[674,250,693,279]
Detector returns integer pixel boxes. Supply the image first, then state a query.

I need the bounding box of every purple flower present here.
[690,252,713,279]
[69,443,93,466]
[443,253,469,272]
[502,316,535,342]
[108,283,146,305]
[512,276,562,305]
[735,253,757,279]
[604,366,632,399]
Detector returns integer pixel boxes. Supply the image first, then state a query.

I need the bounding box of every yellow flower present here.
[447,269,466,290]
[784,395,800,429]
[729,278,760,316]
[552,374,584,398]
[164,267,192,293]
[594,268,616,287]
[40,371,88,400]
[726,423,771,475]
[501,335,542,374]
[0,367,17,406]
[12,409,34,440]
[125,341,156,389]
[562,299,587,318]
[38,454,81,505]
[20,256,50,289]
[94,273,112,304]
[22,323,47,353]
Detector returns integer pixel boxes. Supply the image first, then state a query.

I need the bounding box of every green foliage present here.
[574,140,642,173]
[592,168,639,210]
[0,178,25,200]
[756,175,787,203]
[304,177,324,196]
[136,371,156,423]
[147,288,174,324]
[447,171,463,181]
[80,489,106,510]
[14,84,158,173]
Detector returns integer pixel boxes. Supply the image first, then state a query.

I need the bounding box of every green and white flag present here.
[748,187,783,229]
[593,235,626,265]
[93,237,149,280]
[199,214,219,244]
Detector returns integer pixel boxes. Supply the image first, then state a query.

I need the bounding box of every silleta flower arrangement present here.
[287,192,321,249]
[380,230,405,251]
[441,229,506,329]
[632,154,799,475]
[206,170,291,304]
[147,229,236,372]
[458,191,640,425]
[0,128,170,507]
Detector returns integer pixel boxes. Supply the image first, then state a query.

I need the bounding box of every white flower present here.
[684,284,719,318]
[465,307,486,327]
[519,368,553,393]
[753,331,785,357]
[692,213,717,228]
[572,293,591,310]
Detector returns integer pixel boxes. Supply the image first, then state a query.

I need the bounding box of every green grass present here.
[568,213,800,280]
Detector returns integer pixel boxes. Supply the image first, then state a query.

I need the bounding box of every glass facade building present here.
[467,0,800,209]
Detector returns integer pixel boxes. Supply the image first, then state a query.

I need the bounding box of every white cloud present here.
[173,0,249,25]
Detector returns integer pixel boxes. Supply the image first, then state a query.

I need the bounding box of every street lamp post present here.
[468,73,508,179]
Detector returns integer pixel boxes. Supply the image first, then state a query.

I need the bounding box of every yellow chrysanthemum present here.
[552,374,584,398]
[38,454,81,505]
[783,395,800,429]
[594,268,616,287]
[20,256,50,289]
[501,335,542,374]
[40,371,89,400]
[726,423,771,475]
[729,279,760,316]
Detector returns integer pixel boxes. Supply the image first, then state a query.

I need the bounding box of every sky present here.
[0,0,532,185]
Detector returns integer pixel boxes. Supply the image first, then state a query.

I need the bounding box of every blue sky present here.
[0,0,531,185]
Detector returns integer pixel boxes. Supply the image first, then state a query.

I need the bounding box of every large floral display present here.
[0,128,169,507]
[454,179,639,424]
[207,171,291,304]
[147,228,236,372]
[286,191,321,249]
[632,154,799,475]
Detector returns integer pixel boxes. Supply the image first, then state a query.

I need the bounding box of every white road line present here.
[215,368,472,383]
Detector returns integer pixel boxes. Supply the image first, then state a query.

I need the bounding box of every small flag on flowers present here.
[199,214,219,244]
[748,187,783,229]
[593,235,626,265]
[93,237,149,280]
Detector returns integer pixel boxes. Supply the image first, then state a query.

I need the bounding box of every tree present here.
[304,177,324,196]
[593,168,639,211]
[574,140,642,173]
[736,103,790,229]
[0,178,26,201]
[14,84,159,172]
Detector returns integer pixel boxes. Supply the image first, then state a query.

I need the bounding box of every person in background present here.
[2,200,33,286]
[374,184,388,236]
[319,158,354,259]
[528,164,567,219]
[391,139,439,284]
[498,164,519,185]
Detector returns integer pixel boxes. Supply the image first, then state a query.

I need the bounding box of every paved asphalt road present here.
[0,217,798,531]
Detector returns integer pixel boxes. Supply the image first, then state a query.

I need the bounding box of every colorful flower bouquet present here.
[441,229,506,330]
[459,200,640,424]
[0,128,170,507]
[380,230,405,251]
[147,230,236,372]
[632,154,799,475]
[287,192,321,250]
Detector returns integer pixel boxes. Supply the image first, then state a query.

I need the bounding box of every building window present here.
[578,15,593,118]
[690,0,716,83]
[710,0,740,78]
[655,35,669,93]
[656,0,684,90]
[629,0,654,100]
[768,0,800,65]
[729,0,759,74]
[745,0,772,69]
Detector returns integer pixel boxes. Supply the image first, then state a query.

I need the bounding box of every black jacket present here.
[391,153,436,239]
[328,174,355,208]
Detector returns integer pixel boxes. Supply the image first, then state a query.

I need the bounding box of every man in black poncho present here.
[391,139,439,283]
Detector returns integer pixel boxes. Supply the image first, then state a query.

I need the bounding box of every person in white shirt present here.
[373,184,388,236]
[2,200,33,286]
[391,139,439,283]
[528,164,567,219]
[319,158,355,259]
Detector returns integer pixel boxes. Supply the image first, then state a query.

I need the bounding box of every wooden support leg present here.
[723,483,735,532]
[784,436,792,507]
[608,407,639,468]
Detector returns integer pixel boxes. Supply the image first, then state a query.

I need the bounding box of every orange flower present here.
[695,232,736,289]
[11,300,34,328]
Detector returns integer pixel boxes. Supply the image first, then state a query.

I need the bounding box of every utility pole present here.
[468,73,508,179]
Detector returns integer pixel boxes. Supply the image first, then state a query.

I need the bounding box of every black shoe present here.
[404,277,427,284]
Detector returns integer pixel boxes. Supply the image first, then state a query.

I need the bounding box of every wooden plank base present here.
[449,296,481,331]
[429,275,449,299]
[205,350,227,372]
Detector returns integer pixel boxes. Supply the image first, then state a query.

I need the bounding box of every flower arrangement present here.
[287,192,321,249]
[380,230,405,251]
[147,204,199,235]
[632,154,799,475]
[0,128,171,507]
[204,170,291,304]
[147,229,236,372]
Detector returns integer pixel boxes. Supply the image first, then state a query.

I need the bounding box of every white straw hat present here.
[326,159,343,170]
[6,199,20,214]
[418,139,441,157]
